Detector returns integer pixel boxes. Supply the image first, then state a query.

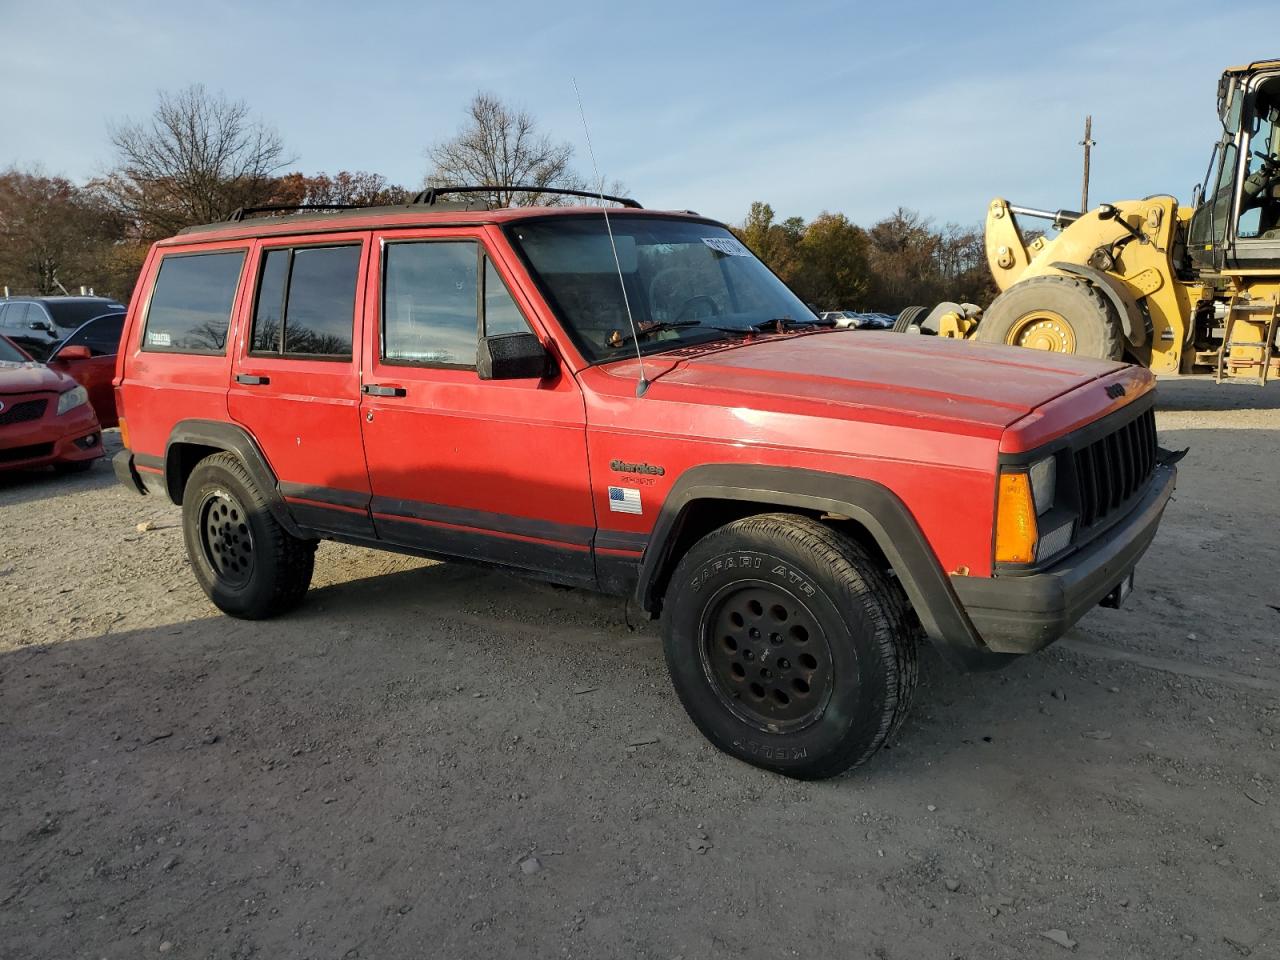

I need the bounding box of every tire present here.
[181,451,316,619]
[893,305,928,333]
[975,275,1123,360]
[661,513,919,780]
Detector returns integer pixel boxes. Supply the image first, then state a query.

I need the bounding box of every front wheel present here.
[661,514,918,779]
[182,452,316,619]
[976,275,1123,360]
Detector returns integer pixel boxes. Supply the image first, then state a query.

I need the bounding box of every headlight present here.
[56,385,89,415]
[1028,456,1056,516]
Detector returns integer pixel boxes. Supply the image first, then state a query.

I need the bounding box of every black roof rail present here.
[412,184,643,209]
[225,202,373,222]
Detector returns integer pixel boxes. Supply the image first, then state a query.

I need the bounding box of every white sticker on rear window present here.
[702,237,751,257]
[147,331,172,347]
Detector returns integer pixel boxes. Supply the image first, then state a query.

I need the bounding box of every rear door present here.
[358,226,596,583]
[228,233,374,537]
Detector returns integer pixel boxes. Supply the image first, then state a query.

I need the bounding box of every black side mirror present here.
[29,320,53,333]
[1096,203,1117,220]
[477,332,555,381]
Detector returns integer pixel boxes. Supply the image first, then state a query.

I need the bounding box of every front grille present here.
[0,442,54,464]
[0,399,48,426]
[1072,407,1157,529]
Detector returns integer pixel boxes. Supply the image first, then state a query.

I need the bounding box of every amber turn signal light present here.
[118,416,130,450]
[995,471,1038,564]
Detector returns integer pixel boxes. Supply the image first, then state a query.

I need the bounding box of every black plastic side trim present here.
[370,496,595,547]
[373,516,595,585]
[594,530,648,553]
[279,482,371,511]
[636,464,989,668]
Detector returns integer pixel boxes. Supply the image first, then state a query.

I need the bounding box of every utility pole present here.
[1079,115,1096,213]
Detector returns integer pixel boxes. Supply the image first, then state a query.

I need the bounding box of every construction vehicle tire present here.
[976,275,1123,360]
[894,305,928,333]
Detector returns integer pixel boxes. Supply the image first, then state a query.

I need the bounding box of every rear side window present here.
[143,251,246,354]
[250,244,360,360]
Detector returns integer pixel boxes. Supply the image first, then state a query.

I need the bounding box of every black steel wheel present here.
[699,582,834,734]
[662,513,918,780]
[182,452,316,619]
[197,489,255,588]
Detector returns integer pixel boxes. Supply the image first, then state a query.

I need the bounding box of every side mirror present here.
[29,320,53,333]
[53,344,91,362]
[477,332,555,381]
[1096,203,1118,221]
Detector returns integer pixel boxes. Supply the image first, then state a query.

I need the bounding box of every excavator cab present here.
[1188,62,1280,269]
[1184,61,1280,382]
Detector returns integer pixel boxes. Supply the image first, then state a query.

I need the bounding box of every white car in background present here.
[819,311,893,330]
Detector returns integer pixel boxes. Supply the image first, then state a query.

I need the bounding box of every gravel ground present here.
[1,378,1277,960]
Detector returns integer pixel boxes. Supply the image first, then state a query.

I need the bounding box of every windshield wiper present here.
[611,320,747,348]
[749,317,829,333]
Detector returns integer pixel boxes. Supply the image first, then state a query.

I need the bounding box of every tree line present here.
[1,85,994,313]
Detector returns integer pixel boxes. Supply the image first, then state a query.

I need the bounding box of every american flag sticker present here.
[608,486,643,515]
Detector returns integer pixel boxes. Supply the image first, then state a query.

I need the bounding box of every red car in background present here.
[45,312,125,427]
[0,335,103,473]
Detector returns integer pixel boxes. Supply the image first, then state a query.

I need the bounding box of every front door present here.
[358,226,596,584]
[228,232,375,537]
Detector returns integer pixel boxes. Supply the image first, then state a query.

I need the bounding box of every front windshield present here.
[506,216,817,362]
[0,337,28,363]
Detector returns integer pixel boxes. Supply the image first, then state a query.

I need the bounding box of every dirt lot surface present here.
[2,379,1277,960]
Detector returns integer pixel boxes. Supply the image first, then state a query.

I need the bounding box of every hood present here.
[642,331,1128,436]
[0,361,75,395]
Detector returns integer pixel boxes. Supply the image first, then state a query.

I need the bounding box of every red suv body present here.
[112,197,1175,778]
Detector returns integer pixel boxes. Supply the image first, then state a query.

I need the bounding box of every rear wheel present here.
[182,452,316,619]
[661,514,918,780]
[976,275,1123,360]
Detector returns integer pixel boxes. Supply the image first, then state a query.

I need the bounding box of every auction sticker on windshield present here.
[702,237,751,256]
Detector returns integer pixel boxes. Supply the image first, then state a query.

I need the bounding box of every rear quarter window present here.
[142,250,247,354]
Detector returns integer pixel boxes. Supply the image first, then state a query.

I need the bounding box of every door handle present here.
[235,374,270,385]
[362,383,407,397]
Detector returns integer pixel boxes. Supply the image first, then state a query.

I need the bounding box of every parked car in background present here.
[0,335,103,473]
[0,296,126,361]
[818,310,893,330]
[46,312,125,427]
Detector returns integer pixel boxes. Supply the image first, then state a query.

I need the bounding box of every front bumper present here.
[0,402,103,471]
[951,463,1176,655]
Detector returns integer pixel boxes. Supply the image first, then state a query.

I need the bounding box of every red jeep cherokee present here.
[112,190,1175,779]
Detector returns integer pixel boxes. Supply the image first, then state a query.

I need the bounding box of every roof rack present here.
[411,185,643,209]
[225,202,374,222]
[222,185,642,223]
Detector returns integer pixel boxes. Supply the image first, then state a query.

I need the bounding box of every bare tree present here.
[98,84,292,238]
[425,92,622,207]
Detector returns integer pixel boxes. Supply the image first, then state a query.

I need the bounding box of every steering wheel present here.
[675,295,722,322]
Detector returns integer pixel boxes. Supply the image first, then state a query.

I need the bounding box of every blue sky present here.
[0,0,1270,227]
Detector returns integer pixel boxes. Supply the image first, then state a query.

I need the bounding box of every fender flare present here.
[635,464,994,669]
[163,419,303,537]
[1050,261,1148,348]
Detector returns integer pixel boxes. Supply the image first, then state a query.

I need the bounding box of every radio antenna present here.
[572,78,648,397]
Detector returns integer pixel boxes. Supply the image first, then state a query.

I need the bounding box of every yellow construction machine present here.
[896,58,1280,384]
